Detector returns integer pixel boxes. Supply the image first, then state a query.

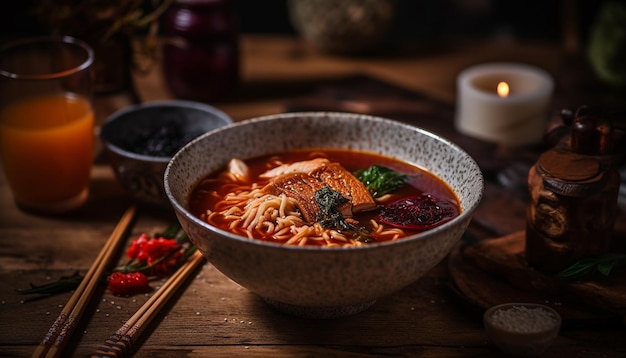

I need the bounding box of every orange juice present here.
[0,93,94,209]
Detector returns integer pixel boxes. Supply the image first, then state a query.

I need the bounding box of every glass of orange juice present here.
[0,36,95,214]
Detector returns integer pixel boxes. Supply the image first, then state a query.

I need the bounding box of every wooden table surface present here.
[1,35,625,357]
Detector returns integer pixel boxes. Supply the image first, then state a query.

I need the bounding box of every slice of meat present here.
[309,162,376,215]
[226,158,250,183]
[262,172,324,222]
[259,158,330,179]
[261,159,376,224]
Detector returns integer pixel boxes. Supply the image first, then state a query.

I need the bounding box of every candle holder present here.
[455,62,554,147]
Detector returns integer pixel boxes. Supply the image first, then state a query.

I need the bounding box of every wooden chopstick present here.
[32,205,137,358]
[92,250,205,358]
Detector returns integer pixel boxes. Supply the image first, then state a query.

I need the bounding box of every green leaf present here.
[354,165,410,198]
[558,254,626,280]
[157,224,190,244]
[183,245,197,260]
[157,223,183,239]
[597,261,617,276]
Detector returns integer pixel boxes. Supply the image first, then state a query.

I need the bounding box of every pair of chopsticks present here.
[32,205,138,358]
[91,250,205,358]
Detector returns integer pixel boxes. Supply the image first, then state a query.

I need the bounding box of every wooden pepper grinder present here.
[525,106,620,273]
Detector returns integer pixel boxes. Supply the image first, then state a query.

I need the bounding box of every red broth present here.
[188,149,460,246]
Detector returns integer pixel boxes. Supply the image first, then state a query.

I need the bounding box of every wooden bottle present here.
[525,106,620,273]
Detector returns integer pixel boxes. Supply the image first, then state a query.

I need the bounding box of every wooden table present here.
[1,35,625,357]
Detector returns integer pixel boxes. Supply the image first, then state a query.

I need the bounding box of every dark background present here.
[0,1,606,47]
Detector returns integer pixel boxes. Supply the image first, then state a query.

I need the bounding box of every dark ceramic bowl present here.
[164,112,484,318]
[100,100,232,208]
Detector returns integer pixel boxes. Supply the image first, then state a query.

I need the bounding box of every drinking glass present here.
[0,36,95,214]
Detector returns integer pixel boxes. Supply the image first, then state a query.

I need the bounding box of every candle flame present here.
[497,81,509,98]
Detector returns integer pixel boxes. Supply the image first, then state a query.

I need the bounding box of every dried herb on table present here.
[15,271,83,295]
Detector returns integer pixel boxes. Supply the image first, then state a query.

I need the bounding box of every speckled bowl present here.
[164,112,483,318]
[100,100,232,208]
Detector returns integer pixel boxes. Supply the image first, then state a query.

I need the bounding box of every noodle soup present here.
[165,112,483,317]
[189,148,460,247]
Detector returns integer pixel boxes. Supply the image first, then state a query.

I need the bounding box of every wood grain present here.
[1,35,624,357]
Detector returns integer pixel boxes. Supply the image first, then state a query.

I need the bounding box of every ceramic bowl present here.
[164,112,483,318]
[484,303,562,356]
[100,100,232,208]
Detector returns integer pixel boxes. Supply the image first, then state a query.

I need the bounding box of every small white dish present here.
[484,302,561,357]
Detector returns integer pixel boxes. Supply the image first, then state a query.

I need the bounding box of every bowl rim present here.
[164,111,484,252]
[100,99,233,162]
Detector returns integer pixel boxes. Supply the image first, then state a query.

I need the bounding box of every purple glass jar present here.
[161,0,239,101]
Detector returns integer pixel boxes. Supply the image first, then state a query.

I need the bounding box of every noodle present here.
[202,173,413,246]
[191,149,460,247]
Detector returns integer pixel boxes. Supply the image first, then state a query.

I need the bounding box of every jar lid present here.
[537,150,607,196]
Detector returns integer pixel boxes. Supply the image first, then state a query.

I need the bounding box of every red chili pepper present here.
[141,237,180,264]
[151,250,183,275]
[126,233,149,259]
[126,233,180,264]
[107,271,151,296]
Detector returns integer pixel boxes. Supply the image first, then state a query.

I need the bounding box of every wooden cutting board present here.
[448,230,626,326]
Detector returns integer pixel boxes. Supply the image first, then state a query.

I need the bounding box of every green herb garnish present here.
[157,223,190,244]
[354,165,410,198]
[558,254,626,280]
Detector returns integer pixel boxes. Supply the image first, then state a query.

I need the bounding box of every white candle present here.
[455,62,554,146]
